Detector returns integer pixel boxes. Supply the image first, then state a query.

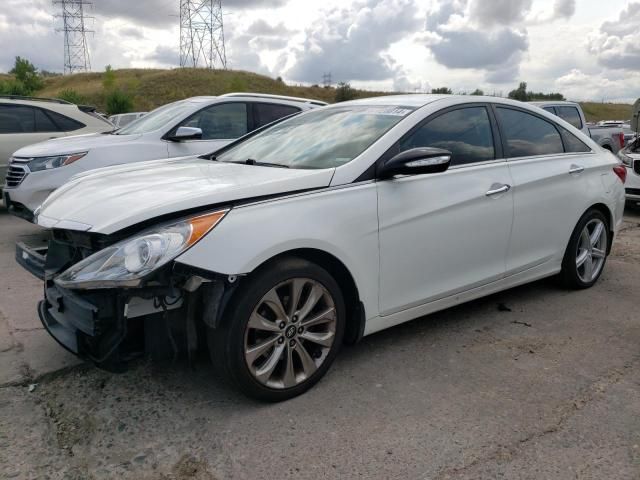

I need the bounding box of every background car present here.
[617,137,640,208]
[0,95,113,193]
[108,112,147,129]
[21,95,626,401]
[3,93,326,220]
[532,101,625,152]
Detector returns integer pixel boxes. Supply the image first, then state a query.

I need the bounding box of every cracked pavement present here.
[0,205,639,479]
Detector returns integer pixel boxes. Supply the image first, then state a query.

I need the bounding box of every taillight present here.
[618,132,625,149]
[613,164,627,183]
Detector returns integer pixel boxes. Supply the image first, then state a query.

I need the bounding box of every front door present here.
[377,105,514,315]
[167,102,249,158]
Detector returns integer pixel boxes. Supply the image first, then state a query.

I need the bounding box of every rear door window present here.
[0,104,35,133]
[556,106,583,129]
[253,103,300,128]
[559,126,591,153]
[180,103,249,140]
[399,106,496,166]
[496,107,564,158]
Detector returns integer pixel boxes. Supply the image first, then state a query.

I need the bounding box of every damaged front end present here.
[16,210,234,371]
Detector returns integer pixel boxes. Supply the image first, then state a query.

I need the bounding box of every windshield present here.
[115,101,192,135]
[216,105,414,169]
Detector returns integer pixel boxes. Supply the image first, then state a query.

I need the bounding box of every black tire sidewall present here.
[561,209,609,289]
[211,257,346,402]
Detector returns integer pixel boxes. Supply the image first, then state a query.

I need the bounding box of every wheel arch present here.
[584,202,615,254]
[222,248,366,345]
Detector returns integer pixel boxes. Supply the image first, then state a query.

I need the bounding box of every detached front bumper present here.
[17,240,207,370]
[39,280,125,363]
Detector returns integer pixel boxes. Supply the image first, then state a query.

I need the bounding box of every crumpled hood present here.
[12,133,139,157]
[37,158,335,234]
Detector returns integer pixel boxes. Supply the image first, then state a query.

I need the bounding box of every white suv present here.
[0,96,113,194]
[108,112,147,128]
[3,93,325,221]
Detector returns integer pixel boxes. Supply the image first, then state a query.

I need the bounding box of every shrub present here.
[335,82,355,102]
[57,89,86,105]
[0,79,29,96]
[105,89,133,115]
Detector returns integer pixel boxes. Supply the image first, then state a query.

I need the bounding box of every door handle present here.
[569,164,584,174]
[485,183,511,196]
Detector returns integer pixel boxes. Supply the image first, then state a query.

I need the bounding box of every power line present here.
[53,0,93,74]
[179,0,227,69]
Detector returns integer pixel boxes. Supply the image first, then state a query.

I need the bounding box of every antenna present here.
[180,0,227,69]
[53,0,93,74]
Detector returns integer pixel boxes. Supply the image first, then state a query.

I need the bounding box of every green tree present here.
[508,81,529,101]
[470,88,484,96]
[8,56,43,94]
[334,82,356,102]
[431,87,453,94]
[105,89,133,115]
[102,65,116,90]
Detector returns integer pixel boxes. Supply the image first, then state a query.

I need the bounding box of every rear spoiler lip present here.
[77,104,97,113]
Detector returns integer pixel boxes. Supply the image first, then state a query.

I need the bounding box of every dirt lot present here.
[1,205,639,480]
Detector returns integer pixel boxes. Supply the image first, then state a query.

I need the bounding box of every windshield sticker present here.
[359,106,414,117]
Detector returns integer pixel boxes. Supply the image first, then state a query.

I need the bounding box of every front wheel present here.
[560,209,610,289]
[208,257,345,402]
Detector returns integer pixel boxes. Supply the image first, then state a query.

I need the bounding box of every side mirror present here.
[169,126,203,142]
[379,147,452,179]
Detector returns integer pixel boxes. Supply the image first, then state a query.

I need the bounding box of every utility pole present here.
[53,0,92,74]
[180,0,227,69]
[322,72,332,88]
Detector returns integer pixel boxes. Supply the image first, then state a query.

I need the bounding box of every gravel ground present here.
[0,206,639,480]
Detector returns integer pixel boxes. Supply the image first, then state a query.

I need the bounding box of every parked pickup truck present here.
[531,101,625,153]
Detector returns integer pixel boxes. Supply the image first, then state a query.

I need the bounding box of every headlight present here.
[54,210,228,289]
[27,152,87,172]
[617,149,633,168]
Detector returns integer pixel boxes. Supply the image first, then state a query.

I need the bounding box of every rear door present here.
[377,104,514,314]
[0,104,67,183]
[166,102,250,157]
[494,105,594,275]
[251,102,301,129]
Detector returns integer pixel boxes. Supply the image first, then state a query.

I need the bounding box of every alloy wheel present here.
[243,278,337,389]
[575,218,607,283]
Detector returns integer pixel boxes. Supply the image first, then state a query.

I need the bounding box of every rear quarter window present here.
[46,109,85,131]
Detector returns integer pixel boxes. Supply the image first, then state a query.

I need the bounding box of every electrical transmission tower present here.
[53,0,92,74]
[322,72,332,88]
[180,0,227,69]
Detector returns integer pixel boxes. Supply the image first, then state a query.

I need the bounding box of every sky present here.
[0,0,639,102]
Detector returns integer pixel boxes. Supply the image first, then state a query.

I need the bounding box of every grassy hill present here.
[30,68,633,122]
[35,68,387,112]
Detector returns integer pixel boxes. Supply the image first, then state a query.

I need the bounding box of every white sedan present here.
[20,95,626,401]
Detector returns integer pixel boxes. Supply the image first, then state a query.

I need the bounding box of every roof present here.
[529,100,579,106]
[340,94,450,108]
[221,92,327,106]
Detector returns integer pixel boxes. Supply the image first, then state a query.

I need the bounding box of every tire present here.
[560,209,610,289]
[208,257,346,402]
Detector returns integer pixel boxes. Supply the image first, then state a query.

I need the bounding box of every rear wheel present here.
[560,209,609,289]
[208,257,345,402]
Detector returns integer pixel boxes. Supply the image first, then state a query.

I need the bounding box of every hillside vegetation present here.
[27,68,634,122]
[35,68,387,111]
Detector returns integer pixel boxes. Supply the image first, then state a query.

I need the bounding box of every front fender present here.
[174,183,381,319]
